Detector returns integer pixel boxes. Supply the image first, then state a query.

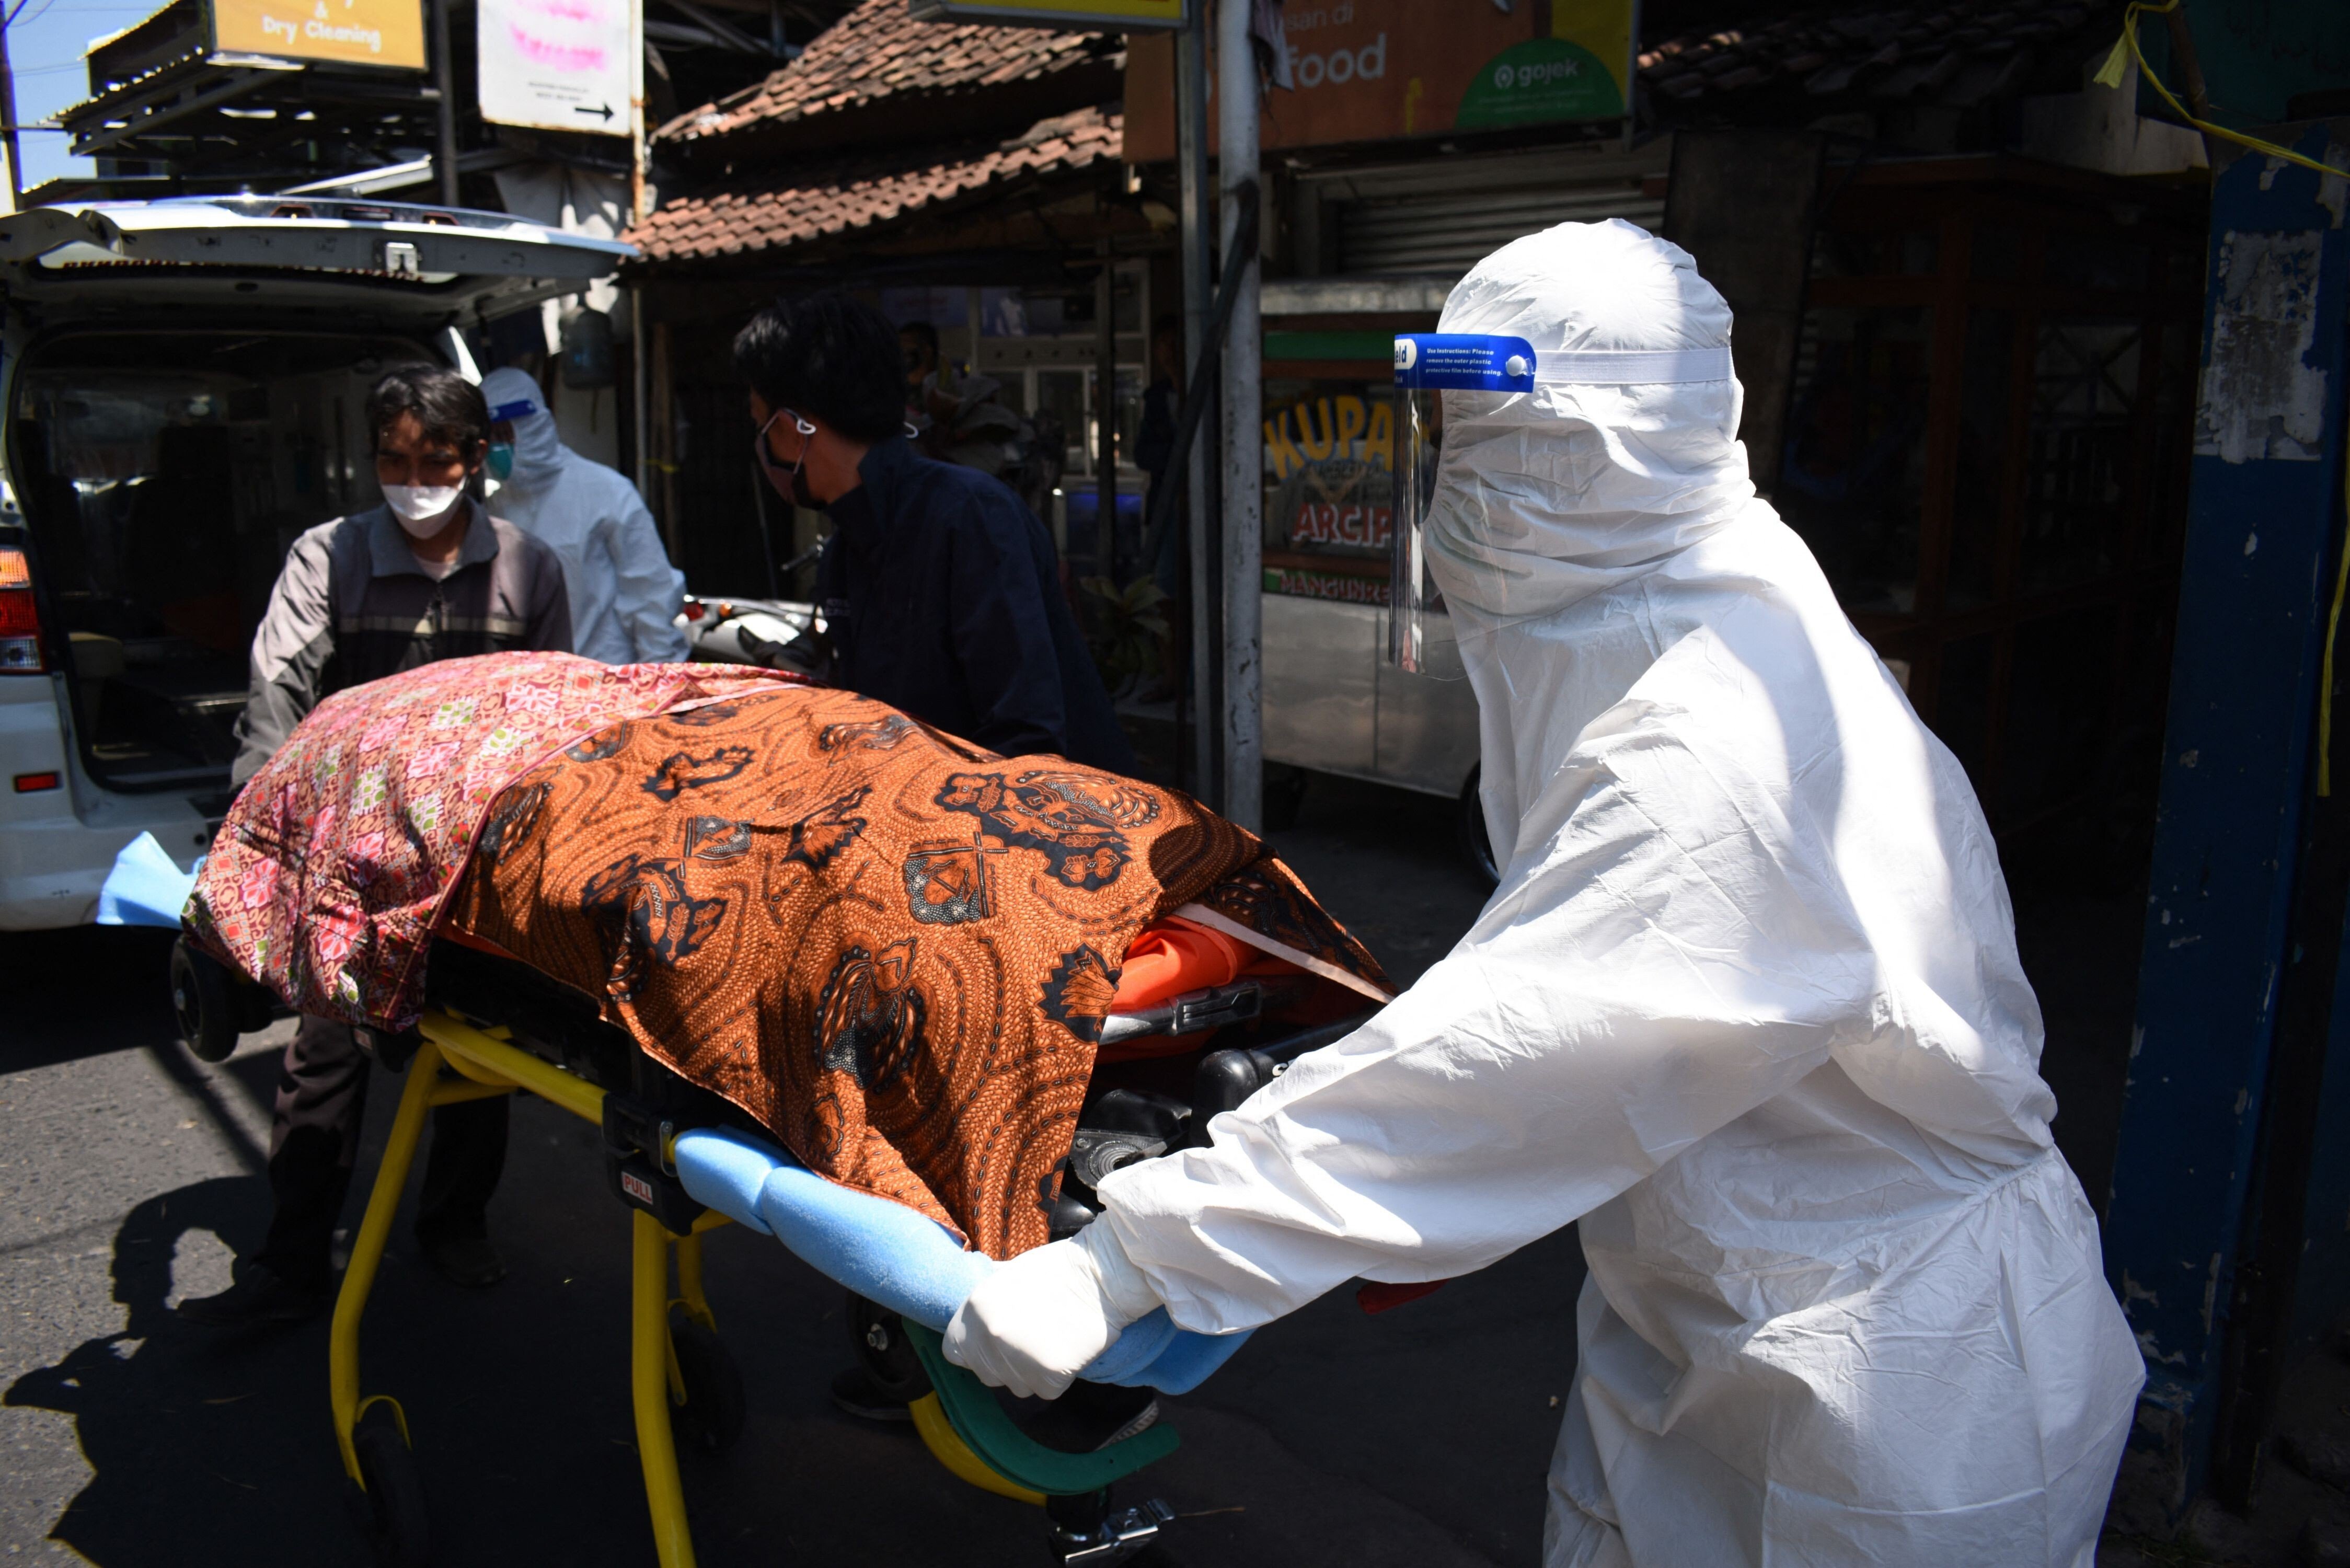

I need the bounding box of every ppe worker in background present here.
[181,366,571,1327]
[900,318,1030,479]
[738,291,1134,777]
[943,222,2143,1565]
[476,365,689,665]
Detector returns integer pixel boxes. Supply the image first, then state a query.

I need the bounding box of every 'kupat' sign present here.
[1264,392,1395,482]
[210,0,426,70]
[1263,391,1396,579]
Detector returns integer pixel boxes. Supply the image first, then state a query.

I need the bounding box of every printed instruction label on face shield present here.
[1393,335,1539,392]
[1388,336,1538,672]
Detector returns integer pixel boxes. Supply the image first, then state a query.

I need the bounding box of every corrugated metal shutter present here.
[1339,182,1664,276]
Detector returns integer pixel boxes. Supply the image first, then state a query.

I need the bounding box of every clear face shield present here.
[1389,334,1538,672]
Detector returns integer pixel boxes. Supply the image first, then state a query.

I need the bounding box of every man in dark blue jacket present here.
[734,293,1135,775]
[736,291,1138,1425]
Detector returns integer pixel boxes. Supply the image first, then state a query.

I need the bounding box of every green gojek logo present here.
[1456,38,1624,128]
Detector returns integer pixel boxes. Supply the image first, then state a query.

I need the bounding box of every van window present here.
[13,333,436,792]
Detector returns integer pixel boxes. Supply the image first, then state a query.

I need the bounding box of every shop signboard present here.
[1261,384,1396,605]
[909,0,1186,29]
[1255,371,1480,802]
[1125,0,1635,159]
[477,0,636,135]
[209,0,426,70]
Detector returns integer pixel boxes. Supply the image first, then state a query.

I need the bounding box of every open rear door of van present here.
[0,198,633,817]
[0,196,633,331]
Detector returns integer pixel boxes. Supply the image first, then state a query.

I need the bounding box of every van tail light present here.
[0,548,41,674]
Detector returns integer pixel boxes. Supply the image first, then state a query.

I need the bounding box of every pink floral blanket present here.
[185,653,805,1028]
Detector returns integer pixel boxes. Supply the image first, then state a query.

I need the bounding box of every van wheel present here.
[170,939,238,1064]
[1458,769,1498,888]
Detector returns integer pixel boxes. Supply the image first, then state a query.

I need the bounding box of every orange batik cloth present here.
[443,684,1384,1259]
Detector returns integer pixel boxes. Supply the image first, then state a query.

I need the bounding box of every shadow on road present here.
[5,1173,365,1568]
[1,927,183,1075]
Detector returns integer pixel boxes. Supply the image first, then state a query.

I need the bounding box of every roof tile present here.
[629,106,1121,265]
[654,0,1109,148]
[1642,0,2112,110]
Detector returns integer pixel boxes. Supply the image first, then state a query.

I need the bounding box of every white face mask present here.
[381,484,466,536]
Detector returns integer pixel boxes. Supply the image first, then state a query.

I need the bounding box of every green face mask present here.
[486,442,514,482]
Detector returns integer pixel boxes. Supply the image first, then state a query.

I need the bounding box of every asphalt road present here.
[1,772,1588,1568]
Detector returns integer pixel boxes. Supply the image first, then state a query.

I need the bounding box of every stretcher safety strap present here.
[1171,902,1395,1006]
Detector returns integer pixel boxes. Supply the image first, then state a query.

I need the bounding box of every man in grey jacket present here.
[181,366,570,1328]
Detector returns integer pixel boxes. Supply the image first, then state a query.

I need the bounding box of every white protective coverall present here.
[478,367,689,664]
[946,221,2145,1565]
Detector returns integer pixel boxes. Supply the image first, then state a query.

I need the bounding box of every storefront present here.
[625,3,1143,593]
[1125,4,1671,807]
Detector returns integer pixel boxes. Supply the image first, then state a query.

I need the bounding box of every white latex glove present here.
[942,1224,1160,1401]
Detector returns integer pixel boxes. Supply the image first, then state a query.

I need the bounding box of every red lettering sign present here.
[1289,501,1394,549]
[1265,568,1393,606]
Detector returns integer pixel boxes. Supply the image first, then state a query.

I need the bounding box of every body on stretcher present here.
[128,649,1397,1565]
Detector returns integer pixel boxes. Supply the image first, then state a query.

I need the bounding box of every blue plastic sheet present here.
[96,832,198,929]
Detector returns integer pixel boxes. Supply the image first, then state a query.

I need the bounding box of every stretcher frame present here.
[330,1008,1170,1566]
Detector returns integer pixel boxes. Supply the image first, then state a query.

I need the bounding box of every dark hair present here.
[733,292,907,444]
[900,319,940,357]
[366,365,490,455]
[1153,312,1181,341]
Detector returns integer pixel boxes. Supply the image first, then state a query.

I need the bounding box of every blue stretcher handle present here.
[672,1126,1248,1394]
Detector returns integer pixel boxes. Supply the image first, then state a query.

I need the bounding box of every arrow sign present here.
[478,0,632,137]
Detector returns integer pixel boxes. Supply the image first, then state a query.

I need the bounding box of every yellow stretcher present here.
[332,1009,1176,1568]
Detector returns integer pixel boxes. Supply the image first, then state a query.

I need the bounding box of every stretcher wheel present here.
[847,1293,931,1403]
[170,939,239,1064]
[670,1310,746,1456]
[352,1420,431,1567]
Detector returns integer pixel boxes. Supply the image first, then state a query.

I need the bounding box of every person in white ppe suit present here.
[944,221,2145,1566]
[476,366,690,664]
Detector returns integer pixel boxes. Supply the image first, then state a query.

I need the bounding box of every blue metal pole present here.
[2104,120,2350,1520]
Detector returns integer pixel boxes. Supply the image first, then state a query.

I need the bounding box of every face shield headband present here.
[1389,333,1737,671]
[486,396,539,482]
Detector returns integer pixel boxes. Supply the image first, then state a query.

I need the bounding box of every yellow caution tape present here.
[2096,0,2350,181]
[2099,2,2350,794]
[2321,457,2350,797]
